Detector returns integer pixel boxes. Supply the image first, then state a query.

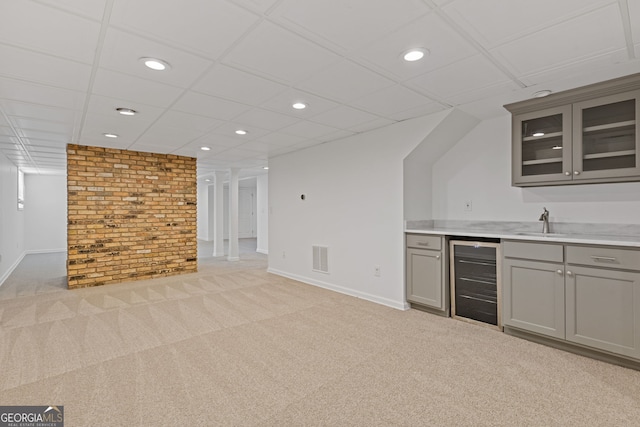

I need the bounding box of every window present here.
[17,169,24,210]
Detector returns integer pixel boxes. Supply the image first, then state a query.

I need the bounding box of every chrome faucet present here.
[539,207,550,234]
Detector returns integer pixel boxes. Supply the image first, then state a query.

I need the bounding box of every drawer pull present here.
[436,255,441,260]
[567,271,573,276]
[590,256,617,263]
[417,242,430,246]
[556,269,563,275]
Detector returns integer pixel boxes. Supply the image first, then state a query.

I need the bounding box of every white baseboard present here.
[267,268,409,311]
[256,248,268,255]
[25,248,66,254]
[0,251,27,288]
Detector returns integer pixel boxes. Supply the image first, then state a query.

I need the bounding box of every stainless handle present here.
[574,170,580,175]
[590,256,617,263]
[417,242,430,247]
[565,171,571,176]
[556,269,563,275]
[567,271,573,276]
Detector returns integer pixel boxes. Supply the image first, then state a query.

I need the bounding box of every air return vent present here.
[312,245,329,273]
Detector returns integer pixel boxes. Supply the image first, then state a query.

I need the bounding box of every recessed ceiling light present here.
[533,90,552,98]
[116,107,137,116]
[263,166,269,170]
[532,132,545,137]
[200,146,211,151]
[292,102,307,110]
[235,129,247,135]
[205,179,211,182]
[403,48,428,62]
[103,133,118,138]
[140,57,170,71]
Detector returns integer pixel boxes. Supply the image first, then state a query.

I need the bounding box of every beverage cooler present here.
[449,240,502,330]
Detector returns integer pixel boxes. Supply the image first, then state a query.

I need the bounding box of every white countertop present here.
[405,227,640,248]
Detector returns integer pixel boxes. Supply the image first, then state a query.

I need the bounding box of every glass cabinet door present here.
[573,91,640,180]
[512,105,572,185]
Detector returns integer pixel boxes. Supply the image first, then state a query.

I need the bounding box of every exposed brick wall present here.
[66,144,197,289]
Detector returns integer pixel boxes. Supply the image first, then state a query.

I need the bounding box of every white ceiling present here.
[0,0,639,178]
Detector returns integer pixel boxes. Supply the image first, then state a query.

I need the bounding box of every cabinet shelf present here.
[522,131,563,142]
[522,157,563,166]
[583,120,636,133]
[583,149,636,160]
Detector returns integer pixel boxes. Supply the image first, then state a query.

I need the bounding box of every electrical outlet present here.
[374,265,380,277]
[464,200,472,212]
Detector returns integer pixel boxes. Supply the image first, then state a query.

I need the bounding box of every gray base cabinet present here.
[503,258,565,339]
[503,240,640,362]
[406,234,447,313]
[566,266,640,359]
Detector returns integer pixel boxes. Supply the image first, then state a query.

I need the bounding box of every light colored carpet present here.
[1,241,640,426]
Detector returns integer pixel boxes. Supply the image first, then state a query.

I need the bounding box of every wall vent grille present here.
[312,245,329,273]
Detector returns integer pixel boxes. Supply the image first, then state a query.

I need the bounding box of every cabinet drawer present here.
[503,240,563,263]
[566,245,640,271]
[406,234,441,250]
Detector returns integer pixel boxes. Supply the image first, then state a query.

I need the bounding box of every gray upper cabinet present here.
[505,73,640,187]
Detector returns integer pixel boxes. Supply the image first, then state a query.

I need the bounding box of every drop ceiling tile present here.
[356,11,478,81]
[316,129,356,143]
[19,130,69,143]
[35,0,107,21]
[211,123,271,141]
[260,89,339,118]
[18,138,67,149]
[388,102,448,121]
[351,85,437,117]
[627,1,640,45]
[85,95,166,122]
[81,111,156,142]
[173,91,250,121]
[408,55,511,100]
[253,132,307,147]
[2,102,81,128]
[0,77,85,110]
[154,111,223,133]
[232,108,299,132]
[172,144,229,158]
[229,0,280,13]
[310,106,381,130]
[10,118,74,135]
[490,4,627,77]
[194,133,247,149]
[279,120,340,139]
[132,124,206,149]
[0,126,14,137]
[296,60,395,103]
[0,44,92,91]
[99,28,214,88]
[193,65,288,105]
[442,0,612,48]
[110,0,259,59]
[271,0,429,52]
[223,21,340,83]
[348,117,396,134]
[92,69,184,108]
[0,1,101,63]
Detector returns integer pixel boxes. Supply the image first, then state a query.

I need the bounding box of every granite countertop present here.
[405,220,640,248]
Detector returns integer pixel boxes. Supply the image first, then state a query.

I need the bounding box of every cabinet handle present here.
[567,271,573,276]
[436,255,441,260]
[590,256,617,263]
[556,269,563,275]
[574,170,580,175]
[565,171,571,176]
[417,242,430,247]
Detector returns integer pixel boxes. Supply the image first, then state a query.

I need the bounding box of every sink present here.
[514,232,566,237]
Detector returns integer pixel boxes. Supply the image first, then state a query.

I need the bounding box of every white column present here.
[212,171,225,257]
[227,168,240,261]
